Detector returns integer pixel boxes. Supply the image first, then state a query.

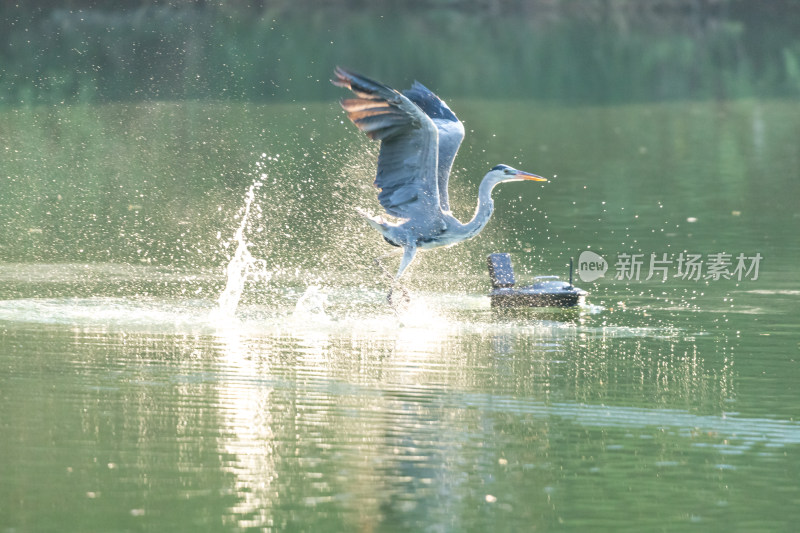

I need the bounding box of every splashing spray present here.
[211,181,270,320]
[292,284,330,323]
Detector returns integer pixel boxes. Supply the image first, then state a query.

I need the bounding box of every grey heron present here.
[332,67,546,291]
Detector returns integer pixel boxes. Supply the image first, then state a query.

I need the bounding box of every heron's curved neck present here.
[461,177,497,239]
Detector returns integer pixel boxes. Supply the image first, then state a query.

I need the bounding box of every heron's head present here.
[486,164,547,186]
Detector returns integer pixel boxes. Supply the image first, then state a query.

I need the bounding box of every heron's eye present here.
[504,168,514,175]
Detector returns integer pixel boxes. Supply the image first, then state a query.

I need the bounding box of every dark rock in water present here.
[487,253,587,308]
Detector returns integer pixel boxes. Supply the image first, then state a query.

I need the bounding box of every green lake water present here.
[2,4,800,532]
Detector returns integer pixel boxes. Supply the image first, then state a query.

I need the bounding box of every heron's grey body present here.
[332,67,546,281]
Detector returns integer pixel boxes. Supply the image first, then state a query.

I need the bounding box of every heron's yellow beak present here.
[516,171,547,182]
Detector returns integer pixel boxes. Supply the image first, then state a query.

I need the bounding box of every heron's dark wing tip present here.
[403,84,458,123]
[331,66,352,88]
[332,68,419,141]
[332,67,399,98]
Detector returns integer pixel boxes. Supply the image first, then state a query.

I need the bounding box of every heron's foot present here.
[387,285,411,311]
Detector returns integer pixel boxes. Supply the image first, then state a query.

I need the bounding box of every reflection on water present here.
[2,288,795,531]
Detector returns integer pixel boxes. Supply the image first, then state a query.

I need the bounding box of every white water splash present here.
[211,181,270,321]
[292,285,330,323]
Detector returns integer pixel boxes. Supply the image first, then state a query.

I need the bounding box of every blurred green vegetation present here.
[1,1,799,106]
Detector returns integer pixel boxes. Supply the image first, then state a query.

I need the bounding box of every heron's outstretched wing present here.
[403,81,465,213]
[332,67,440,220]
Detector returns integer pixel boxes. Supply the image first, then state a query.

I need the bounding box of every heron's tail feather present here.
[355,207,387,232]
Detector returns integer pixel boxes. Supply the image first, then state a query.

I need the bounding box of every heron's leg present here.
[395,246,417,279]
[373,248,403,281]
[386,246,416,308]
